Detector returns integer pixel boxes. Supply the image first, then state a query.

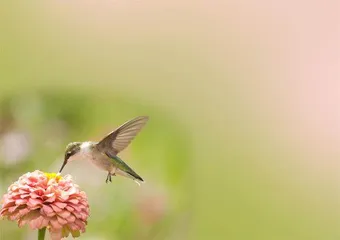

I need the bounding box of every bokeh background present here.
[0,1,339,239]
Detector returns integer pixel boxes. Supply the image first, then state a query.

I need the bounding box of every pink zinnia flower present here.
[0,170,89,240]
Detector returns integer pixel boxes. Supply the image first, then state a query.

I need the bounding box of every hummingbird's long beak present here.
[58,159,67,174]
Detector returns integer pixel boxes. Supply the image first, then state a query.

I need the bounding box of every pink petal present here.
[72,211,81,219]
[19,210,40,229]
[68,204,81,212]
[2,201,15,209]
[45,192,55,198]
[66,214,76,223]
[29,215,46,230]
[57,216,68,225]
[9,212,19,220]
[68,198,79,204]
[54,202,67,209]
[10,185,19,191]
[32,188,44,196]
[58,193,69,202]
[45,195,56,203]
[57,210,71,219]
[18,217,30,227]
[20,194,30,199]
[41,217,49,227]
[46,211,56,217]
[66,187,77,195]
[49,229,63,240]
[42,205,54,215]
[27,198,43,208]
[8,205,19,213]
[50,204,62,213]
[19,189,28,194]
[19,208,30,217]
[28,176,38,183]
[50,217,62,229]
[15,199,27,205]
[75,219,86,230]
[68,222,79,231]
[80,211,88,220]
[65,206,74,212]
[30,192,40,198]
[0,208,7,214]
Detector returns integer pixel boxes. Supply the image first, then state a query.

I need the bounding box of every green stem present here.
[38,227,46,240]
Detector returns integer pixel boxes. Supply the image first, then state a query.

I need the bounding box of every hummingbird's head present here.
[58,142,82,173]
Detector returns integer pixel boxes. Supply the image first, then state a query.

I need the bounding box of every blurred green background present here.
[0,1,339,240]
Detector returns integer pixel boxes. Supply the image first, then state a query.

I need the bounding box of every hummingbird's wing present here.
[96,116,149,155]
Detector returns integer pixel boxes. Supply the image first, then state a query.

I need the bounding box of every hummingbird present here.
[58,116,149,185]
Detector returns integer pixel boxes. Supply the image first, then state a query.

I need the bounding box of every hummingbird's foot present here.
[105,173,110,184]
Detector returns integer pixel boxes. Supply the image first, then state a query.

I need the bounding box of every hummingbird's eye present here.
[66,151,72,159]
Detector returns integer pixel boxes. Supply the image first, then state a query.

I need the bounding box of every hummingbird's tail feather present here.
[110,155,144,185]
[115,168,144,185]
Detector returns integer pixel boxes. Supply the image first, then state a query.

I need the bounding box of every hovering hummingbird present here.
[58,116,149,185]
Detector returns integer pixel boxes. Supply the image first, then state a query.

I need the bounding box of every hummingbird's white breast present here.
[80,142,92,151]
[79,141,95,158]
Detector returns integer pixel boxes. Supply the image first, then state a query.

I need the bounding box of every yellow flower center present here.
[43,172,62,182]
